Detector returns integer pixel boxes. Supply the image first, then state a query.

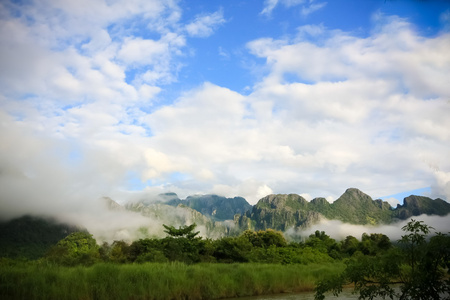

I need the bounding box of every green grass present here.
[0,260,345,300]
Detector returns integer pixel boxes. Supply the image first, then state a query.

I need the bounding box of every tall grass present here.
[0,261,344,300]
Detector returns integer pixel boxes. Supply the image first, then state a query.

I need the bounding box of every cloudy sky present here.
[1,0,450,218]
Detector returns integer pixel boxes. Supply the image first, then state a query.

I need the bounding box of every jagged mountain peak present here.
[165,194,251,221]
[101,197,124,211]
[339,188,373,202]
[310,197,330,206]
[394,195,450,219]
[256,194,308,210]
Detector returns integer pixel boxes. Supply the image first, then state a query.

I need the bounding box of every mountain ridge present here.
[1,187,448,258]
[120,188,450,231]
[233,188,450,231]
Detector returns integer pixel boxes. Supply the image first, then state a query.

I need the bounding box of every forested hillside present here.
[0,215,81,259]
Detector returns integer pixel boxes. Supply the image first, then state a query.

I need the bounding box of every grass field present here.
[0,260,345,300]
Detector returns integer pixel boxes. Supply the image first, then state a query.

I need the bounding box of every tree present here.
[340,235,359,257]
[128,238,164,262]
[306,230,338,257]
[241,229,287,248]
[162,223,203,263]
[360,233,391,256]
[397,220,449,300]
[108,240,130,263]
[163,223,200,240]
[213,236,253,263]
[45,231,99,266]
[315,219,450,300]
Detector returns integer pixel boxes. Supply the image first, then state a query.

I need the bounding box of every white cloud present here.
[117,38,168,65]
[185,10,226,38]
[243,20,449,199]
[261,0,325,17]
[301,2,327,17]
[261,0,280,16]
[296,24,326,37]
[212,180,274,205]
[383,197,400,208]
[261,0,307,16]
[432,170,450,200]
[300,193,312,201]
[0,0,449,229]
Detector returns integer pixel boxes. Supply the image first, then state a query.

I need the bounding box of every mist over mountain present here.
[1,188,449,256]
[235,188,450,232]
[164,194,252,221]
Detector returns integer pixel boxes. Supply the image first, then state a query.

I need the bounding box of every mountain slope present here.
[324,188,392,225]
[161,193,252,221]
[125,202,230,238]
[393,195,450,219]
[235,194,322,231]
[182,195,252,221]
[234,188,450,231]
[0,215,81,259]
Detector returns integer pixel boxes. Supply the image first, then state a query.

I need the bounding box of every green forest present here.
[0,219,449,300]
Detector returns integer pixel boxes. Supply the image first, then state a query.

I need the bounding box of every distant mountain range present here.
[163,193,252,221]
[235,188,450,231]
[1,188,449,259]
[126,188,450,234]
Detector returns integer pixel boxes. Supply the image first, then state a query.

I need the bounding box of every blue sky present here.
[1,0,450,218]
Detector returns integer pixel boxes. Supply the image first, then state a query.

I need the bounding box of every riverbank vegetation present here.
[0,220,448,299]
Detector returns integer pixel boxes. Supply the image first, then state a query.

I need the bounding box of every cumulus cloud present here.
[240,18,450,199]
[0,0,449,229]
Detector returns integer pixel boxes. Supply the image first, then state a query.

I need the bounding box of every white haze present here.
[292,215,450,242]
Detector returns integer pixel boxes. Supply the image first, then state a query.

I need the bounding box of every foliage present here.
[163,223,200,239]
[212,235,253,263]
[3,221,398,267]
[340,235,359,256]
[306,231,337,254]
[315,219,450,300]
[5,218,450,299]
[45,231,99,266]
[360,233,391,256]
[5,218,450,300]
[241,229,287,248]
